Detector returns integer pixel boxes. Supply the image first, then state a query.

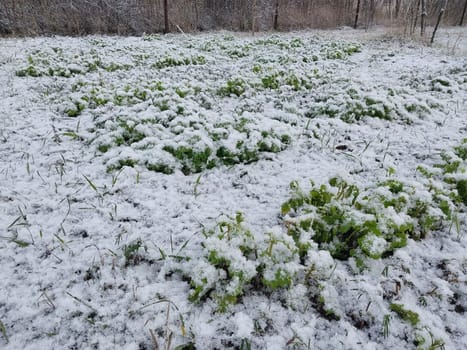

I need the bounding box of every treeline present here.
[0,0,465,36]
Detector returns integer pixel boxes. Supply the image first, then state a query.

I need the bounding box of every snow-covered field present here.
[0,28,466,350]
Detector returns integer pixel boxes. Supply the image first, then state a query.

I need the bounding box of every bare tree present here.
[420,0,426,35]
[163,0,169,33]
[460,0,467,25]
[273,0,279,30]
[186,0,199,30]
[363,0,378,29]
[354,0,361,28]
[431,0,448,43]
[252,0,257,35]
[395,0,401,18]
[411,0,421,34]
[2,0,467,36]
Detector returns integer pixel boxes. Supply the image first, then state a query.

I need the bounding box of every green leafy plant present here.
[152,56,206,69]
[16,65,42,77]
[281,176,448,261]
[123,239,146,267]
[106,158,138,172]
[218,79,246,97]
[181,213,302,312]
[215,145,259,166]
[146,162,174,175]
[115,121,146,146]
[315,295,341,321]
[163,146,215,175]
[432,139,467,206]
[320,41,361,60]
[183,213,259,312]
[65,100,86,117]
[390,303,419,326]
[262,74,280,90]
[259,228,300,289]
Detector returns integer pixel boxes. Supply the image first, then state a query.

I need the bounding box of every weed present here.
[260,228,300,289]
[432,139,467,206]
[390,303,419,326]
[98,144,111,153]
[315,295,340,321]
[282,176,449,261]
[123,239,146,267]
[431,77,452,92]
[216,145,258,166]
[163,146,214,175]
[152,56,206,69]
[181,213,301,312]
[320,41,361,60]
[184,213,258,311]
[115,121,146,146]
[454,139,467,160]
[218,79,246,97]
[65,101,86,117]
[107,159,138,172]
[383,314,391,338]
[252,65,262,73]
[193,174,202,197]
[175,87,189,98]
[16,65,42,77]
[262,74,280,90]
[240,338,252,350]
[456,180,467,205]
[146,163,174,175]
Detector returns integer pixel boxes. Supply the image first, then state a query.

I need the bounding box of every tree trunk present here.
[193,0,199,31]
[395,0,401,19]
[364,0,376,30]
[420,0,426,36]
[460,0,467,26]
[163,0,169,34]
[369,0,377,28]
[273,0,279,30]
[431,0,447,44]
[354,0,361,29]
[412,0,421,35]
[252,0,257,35]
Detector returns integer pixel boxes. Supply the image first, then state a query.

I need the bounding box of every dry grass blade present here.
[149,329,159,350]
[40,291,56,309]
[66,292,98,313]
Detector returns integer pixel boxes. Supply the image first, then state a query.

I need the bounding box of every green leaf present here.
[456,180,467,205]
[0,320,9,343]
[390,303,419,326]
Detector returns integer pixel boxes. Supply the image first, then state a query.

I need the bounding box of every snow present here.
[0,27,466,349]
[234,312,254,338]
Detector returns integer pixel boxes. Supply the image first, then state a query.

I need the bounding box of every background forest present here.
[0,0,466,36]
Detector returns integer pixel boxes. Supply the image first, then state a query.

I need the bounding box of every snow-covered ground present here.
[0,28,466,350]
